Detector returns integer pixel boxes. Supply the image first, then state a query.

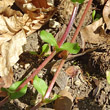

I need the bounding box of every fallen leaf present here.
[54,89,73,110]
[65,66,81,77]
[0,0,14,14]
[80,18,108,44]
[0,0,56,88]
[103,0,110,30]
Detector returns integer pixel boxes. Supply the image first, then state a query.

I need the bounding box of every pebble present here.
[24,63,30,69]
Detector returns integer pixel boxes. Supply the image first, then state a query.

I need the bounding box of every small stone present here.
[49,19,61,28]
[13,63,19,69]
[25,63,30,69]
[20,64,23,68]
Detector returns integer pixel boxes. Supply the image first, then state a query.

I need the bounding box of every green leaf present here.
[95,14,101,21]
[92,10,96,21]
[33,75,48,97]
[71,0,85,4]
[40,30,58,47]
[106,70,110,84]
[44,94,60,104]
[41,44,49,55]
[1,79,27,99]
[10,85,27,99]
[29,51,38,55]
[60,42,80,54]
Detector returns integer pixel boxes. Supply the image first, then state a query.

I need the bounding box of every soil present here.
[1,0,110,110]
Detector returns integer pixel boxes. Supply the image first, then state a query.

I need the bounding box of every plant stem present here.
[17,51,56,91]
[16,4,78,91]
[71,0,93,43]
[0,96,9,107]
[44,59,65,99]
[58,3,79,47]
[31,0,93,109]
[41,0,93,103]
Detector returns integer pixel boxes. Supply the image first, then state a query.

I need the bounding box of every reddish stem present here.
[16,4,78,91]
[58,4,79,47]
[17,51,56,91]
[41,0,93,104]
[0,96,9,107]
[44,59,65,99]
[71,0,93,43]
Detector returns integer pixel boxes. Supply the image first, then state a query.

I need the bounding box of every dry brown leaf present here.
[66,66,81,77]
[103,0,110,30]
[80,18,107,44]
[0,0,14,14]
[0,30,26,87]
[54,89,73,110]
[0,0,55,88]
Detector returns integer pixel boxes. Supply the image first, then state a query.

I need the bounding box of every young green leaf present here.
[33,75,48,97]
[9,85,27,99]
[29,51,38,55]
[1,79,27,99]
[41,44,49,55]
[40,30,58,47]
[95,14,101,21]
[44,94,60,104]
[71,0,85,4]
[106,70,110,84]
[92,10,96,21]
[60,42,80,54]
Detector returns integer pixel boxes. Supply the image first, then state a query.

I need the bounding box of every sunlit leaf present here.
[60,42,80,54]
[41,44,49,55]
[1,79,27,99]
[10,85,27,99]
[40,30,58,47]
[33,75,48,97]
[92,10,96,21]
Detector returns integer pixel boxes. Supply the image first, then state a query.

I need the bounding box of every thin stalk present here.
[71,0,93,43]
[58,4,79,47]
[0,96,9,107]
[17,51,56,91]
[16,4,78,91]
[38,0,93,105]
[44,59,65,99]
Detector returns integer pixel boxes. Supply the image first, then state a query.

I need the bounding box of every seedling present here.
[1,79,27,99]
[0,0,93,109]
[1,76,59,105]
[40,30,80,54]
[92,10,101,22]
[29,44,50,57]
[33,76,59,104]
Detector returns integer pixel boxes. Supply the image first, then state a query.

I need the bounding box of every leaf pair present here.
[1,75,58,104]
[1,79,27,99]
[40,30,80,54]
[33,75,59,103]
[29,44,49,56]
